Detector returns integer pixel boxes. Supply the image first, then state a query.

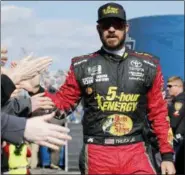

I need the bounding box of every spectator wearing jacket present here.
[167,76,184,174]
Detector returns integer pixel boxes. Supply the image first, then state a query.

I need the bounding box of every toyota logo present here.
[130,60,142,68]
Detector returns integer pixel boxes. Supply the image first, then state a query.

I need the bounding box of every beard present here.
[99,32,126,51]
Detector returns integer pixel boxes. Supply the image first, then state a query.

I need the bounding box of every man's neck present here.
[103,46,125,57]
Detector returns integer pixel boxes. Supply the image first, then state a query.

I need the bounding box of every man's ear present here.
[97,24,101,34]
[125,23,129,33]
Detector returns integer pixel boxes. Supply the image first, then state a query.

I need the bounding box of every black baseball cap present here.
[97,2,127,23]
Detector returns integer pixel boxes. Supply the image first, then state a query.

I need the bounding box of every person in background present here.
[3,143,31,174]
[1,47,72,150]
[167,76,185,174]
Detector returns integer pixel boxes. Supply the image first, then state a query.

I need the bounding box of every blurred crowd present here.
[1,47,81,174]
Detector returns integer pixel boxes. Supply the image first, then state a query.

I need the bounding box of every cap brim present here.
[97,16,126,23]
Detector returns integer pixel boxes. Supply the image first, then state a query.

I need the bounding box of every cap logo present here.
[103,6,119,15]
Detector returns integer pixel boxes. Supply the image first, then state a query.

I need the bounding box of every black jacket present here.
[168,92,185,136]
[1,113,26,144]
[2,97,32,117]
[1,75,16,107]
[1,75,30,144]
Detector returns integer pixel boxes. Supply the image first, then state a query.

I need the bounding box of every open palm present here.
[18,75,41,93]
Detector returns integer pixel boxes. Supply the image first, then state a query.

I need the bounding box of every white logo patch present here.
[129,77,145,81]
[129,71,144,77]
[74,59,87,66]
[88,65,102,76]
[95,74,109,82]
[143,60,156,67]
[130,60,142,68]
[87,138,94,143]
[129,60,145,81]
[82,77,93,85]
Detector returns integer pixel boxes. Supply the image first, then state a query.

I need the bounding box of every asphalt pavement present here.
[30,168,80,174]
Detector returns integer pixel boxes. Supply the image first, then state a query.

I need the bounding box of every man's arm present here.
[1,112,72,150]
[1,74,16,106]
[44,65,82,115]
[1,112,26,145]
[147,65,174,161]
[2,97,32,117]
[14,96,32,116]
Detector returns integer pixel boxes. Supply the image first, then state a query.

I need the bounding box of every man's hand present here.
[14,55,52,83]
[10,88,23,98]
[18,75,41,93]
[31,93,55,112]
[10,61,18,68]
[161,161,176,175]
[2,54,52,85]
[24,112,72,150]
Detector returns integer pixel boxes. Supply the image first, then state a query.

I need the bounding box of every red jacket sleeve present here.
[147,65,174,160]
[3,144,10,158]
[45,65,81,112]
[27,147,31,157]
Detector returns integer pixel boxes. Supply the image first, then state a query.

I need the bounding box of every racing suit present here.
[43,47,174,174]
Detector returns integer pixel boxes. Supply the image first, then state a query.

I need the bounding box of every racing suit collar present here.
[100,46,130,62]
[103,46,125,57]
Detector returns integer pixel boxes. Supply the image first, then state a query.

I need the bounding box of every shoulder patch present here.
[173,102,183,117]
[174,102,183,111]
[135,51,153,58]
[130,51,159,65]
[72,52,99,64]
[143,59,157,68]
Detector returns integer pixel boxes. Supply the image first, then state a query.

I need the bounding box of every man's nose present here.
[166,88,171,92]
[108,26,116,32]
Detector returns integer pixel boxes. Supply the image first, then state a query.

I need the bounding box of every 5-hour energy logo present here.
[95,86,140,112]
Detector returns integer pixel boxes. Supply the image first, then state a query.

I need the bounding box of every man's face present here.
[167,81,183,97]
[97,18,129,51]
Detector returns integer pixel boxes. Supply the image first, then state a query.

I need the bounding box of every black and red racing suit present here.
[43,48,174,174]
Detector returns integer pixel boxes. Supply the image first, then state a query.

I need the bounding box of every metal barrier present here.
[65,123,83,172]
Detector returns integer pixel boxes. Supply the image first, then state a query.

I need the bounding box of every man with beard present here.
[22,2,175,174]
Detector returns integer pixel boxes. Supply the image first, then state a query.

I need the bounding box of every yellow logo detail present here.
[135,52,153,58]
[173,102,183,116]
[123,52,128,59]
[95,86,140,112]
[103,6,119,15]
[174,102,183,111]
[102,114,133,136]
[167,128,173,147]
